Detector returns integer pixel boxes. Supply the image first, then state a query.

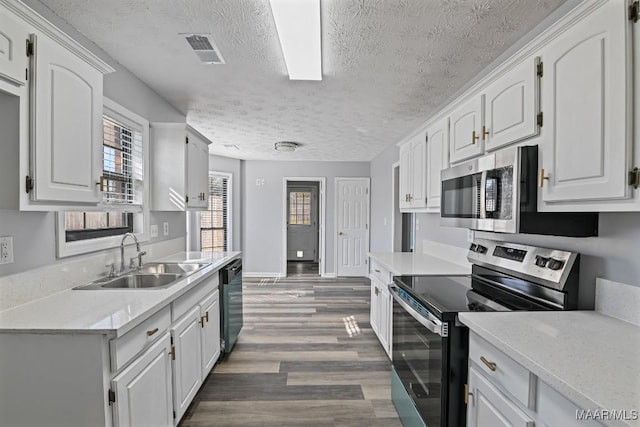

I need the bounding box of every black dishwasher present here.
[220,259,243,355]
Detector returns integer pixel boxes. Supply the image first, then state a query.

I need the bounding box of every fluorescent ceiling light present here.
[269,0,322,81]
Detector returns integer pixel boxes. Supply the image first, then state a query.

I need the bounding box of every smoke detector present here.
[274,141,299,152]
[183,34,225,64]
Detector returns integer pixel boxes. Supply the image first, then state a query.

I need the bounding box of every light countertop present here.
[0,251,240,337]
[459,311,640,426]
[368,252,471,276]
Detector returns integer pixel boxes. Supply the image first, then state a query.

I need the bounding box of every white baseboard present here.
[321,273,337,278]
[243,272,284,278]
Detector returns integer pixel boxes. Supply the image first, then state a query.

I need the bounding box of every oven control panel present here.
[467,239,577,290]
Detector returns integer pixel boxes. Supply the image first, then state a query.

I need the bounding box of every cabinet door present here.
[399,142,412,210]
[378,284,391,358]
[541,0,630,203]
[426,117,449,209]
[409,136,427,208]
[30,34,103,204]
[186,135,209,209]
[200,290,221,381]
[467,367,534,427]
[111,333,173,427]
[485,58,539,152]
[171,305,203,422]
[369,280,379,335]
[449,95,484,163]
[0,8,29,86]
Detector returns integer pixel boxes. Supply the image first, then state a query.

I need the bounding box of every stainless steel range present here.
[390,239,581,427]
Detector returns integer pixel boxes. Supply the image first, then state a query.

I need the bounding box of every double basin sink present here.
[74,262,209,290]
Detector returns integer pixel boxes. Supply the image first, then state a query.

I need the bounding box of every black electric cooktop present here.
[393,275,473,321]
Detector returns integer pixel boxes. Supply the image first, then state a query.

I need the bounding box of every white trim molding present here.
[281,177,327,278]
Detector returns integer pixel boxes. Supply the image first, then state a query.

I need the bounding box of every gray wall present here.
[210,155,243,251]
[242,161,370,275]
[369,143,399,252]
[0,1,186,278]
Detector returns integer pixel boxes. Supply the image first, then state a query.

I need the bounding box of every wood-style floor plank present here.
[178,273,400,427]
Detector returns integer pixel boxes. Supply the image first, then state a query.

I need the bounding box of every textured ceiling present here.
[39,0,567,161]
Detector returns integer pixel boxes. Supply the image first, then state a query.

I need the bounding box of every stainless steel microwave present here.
[440,145,598,237]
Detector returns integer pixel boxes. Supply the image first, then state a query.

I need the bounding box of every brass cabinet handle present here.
[95,176,105,191]
[472,130,479,144]
[482,126,489,140]
[408,194,413,202]
[199,316,205,327]
[146,328,159,337]
[480,356,497,371]
[539,168,550,188]
[374,287,379,296]
[204,311,209,322]
[374,269,381,273]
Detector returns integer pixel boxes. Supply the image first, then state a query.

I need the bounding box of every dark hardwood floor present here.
[178,274,401,427]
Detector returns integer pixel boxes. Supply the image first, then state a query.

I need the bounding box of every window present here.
[56,98,149,258]
[289,191,311,225]
[200,172,231,252]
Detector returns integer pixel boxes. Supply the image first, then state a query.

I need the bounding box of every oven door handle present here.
[389,286,446,337]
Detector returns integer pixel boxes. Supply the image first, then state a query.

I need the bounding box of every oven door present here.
[390,286,447,426]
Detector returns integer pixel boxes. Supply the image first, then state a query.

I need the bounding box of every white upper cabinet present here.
[399,132,427,210]
[151,124,211,211]
[30,33,103,204]
[449,95,484,163]
[399,142,412,210]
[540,0,631,203]
[426,117,449,210]
[0,6,28,86]
[484,57,540,152]
[186,130,210,209]
[409,135,427,208]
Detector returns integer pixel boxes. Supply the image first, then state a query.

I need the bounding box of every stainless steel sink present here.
[100,273,182,289]
[138,262,207,275]
[73,261,210,290]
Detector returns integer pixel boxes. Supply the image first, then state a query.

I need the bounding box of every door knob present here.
[338,232,343,235]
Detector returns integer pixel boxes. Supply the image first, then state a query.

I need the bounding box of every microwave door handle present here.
[479,171,487,220]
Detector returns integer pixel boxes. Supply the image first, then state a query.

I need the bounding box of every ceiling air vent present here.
[184,34,225,64]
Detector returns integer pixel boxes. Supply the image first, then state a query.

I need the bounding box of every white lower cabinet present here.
[111,333,173,427]
[466,332,603,427]
[467,366,533,427]
[0,269,224,427]
[369,259,392,358]
[171,305,203,422]
[200,290,221,380]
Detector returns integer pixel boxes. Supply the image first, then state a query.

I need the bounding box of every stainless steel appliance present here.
[440,145,598,236]
[220,259,243,355]
[391,239,581,427]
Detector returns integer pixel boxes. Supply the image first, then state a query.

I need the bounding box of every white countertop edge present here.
[458,312,635,427]
[0,252,241,337]
[368,251,471,276]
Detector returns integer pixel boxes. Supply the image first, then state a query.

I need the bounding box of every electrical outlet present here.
[467,229,475,242]
[415,218,420,231]
[163,222,169,236]
[0,236,14,265]
[150,224,158,238]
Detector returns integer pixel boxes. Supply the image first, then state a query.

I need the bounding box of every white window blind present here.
[101,116,143,207]
[200,174,229,252]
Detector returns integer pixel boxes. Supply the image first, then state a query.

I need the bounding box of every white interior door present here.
[336,178,369,277]
[287,184,319,261]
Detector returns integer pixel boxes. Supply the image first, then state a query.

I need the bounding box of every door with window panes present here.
[200,173,229,252]
[287,184,318,262]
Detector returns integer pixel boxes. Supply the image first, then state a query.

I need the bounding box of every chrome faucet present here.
[120,233,146,273]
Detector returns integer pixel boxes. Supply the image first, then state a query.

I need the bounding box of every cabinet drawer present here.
[537,380,603,427]
[110,305,171,372]
[173,274,218,321]
[469,332,532,408]
[370,260,391,285]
